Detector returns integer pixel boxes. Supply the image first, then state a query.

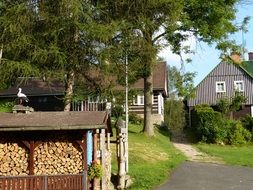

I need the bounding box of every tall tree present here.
[0,0,115,110]
[98,0,239,136]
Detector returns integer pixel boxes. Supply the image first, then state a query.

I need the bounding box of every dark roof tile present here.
[0,111,108,131]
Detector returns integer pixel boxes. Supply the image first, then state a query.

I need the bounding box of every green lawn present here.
[111,122,185,190]
[196,143,253,167]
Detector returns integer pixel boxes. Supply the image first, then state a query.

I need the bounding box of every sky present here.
[159,2,253,85]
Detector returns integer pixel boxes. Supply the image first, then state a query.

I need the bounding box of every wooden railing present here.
[0,173,87,190]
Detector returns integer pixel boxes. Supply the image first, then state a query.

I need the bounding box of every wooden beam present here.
[76,131,88,171]
[29,141,35,175]
[93,132,98,161]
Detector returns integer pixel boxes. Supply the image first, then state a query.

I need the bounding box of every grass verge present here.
[111,123,185,190]
[196,143,253,167]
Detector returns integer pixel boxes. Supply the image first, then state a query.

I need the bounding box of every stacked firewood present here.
[0,143,29,176]
[34,141,83,175]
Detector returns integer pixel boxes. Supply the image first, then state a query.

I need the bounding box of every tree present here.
[168,65,196,100]
[97,0,240,136]
[165,65,195,131]
[0,0,116,110]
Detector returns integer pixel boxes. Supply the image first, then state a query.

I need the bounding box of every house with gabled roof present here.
[188,52,253,121]
[0,62,168,123]
[126,61,167,124]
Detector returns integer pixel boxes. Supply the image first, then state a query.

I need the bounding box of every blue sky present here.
[159,3,253,85]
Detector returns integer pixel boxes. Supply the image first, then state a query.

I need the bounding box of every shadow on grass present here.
[154,124,172,138]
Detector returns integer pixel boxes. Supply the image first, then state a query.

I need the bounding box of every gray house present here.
[188,52,253,120]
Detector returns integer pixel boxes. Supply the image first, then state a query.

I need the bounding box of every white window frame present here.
[137,95,144,105]
[133,95,144,105]
[234,80,244,92]
[216,81,226,93]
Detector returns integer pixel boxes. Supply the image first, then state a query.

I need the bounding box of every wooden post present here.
[116,119,127,189]
[93,130,99,190]
[100,129,106,190]
[93,132,98,161]
[29,141,35,175]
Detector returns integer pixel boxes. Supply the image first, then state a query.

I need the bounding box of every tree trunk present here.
[143,73,154,136]
[64,70,75,111]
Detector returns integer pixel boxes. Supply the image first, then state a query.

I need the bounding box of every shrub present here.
[129,112,143,125]
[164,99,186,130]
[111,105,124,118]
[88,161,103,180]
[192,105,225,143]
[225,120,252,145]
[192,105,252,145]
[0,101,14,113]
[241,114,253,132]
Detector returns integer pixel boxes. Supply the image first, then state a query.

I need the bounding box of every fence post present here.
[82,172,87,190]
[116,118,127,189]
[44,176,48,190]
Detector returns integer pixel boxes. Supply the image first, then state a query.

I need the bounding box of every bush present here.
[88,161,103,180]
[241,114,253,132]
[0,101,14,113]
[192,105,252,145]
[192,105,225,143]
[225,120,252,145]
[129,112,143,125]
[111,105,124,118]
[164,99,186,130]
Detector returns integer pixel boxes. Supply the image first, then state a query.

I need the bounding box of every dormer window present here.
[216,81,226,93]
[234,81,244,92]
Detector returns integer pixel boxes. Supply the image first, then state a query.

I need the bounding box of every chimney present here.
[248,52,253,61]
[230,52,241,63]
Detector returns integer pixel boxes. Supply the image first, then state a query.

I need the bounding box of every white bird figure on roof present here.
[17,88,29,104]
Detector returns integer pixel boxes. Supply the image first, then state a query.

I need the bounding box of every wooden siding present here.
[129,93,159,114]
[188,62,253,106]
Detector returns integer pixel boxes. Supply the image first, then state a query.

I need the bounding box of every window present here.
[216,81,226,93]
[234,81,244,92]
[138,95,144,105]
[133,95,144,105]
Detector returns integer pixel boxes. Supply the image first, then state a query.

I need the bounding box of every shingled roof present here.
[0,62,167,97]
[131,62,167,90]
[0,111,108,131]
[116,61,168,96]
[0,78,64,98]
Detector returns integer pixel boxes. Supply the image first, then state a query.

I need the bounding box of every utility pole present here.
[125,52,129,173]
[0,44,3,64]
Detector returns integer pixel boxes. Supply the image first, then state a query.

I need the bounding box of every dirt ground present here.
[171,130,223,163]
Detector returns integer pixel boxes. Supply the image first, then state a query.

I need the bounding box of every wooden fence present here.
[72,101,106,112]
[0,173,87,190]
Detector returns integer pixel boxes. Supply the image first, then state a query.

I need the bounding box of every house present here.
[188,52,253,121]
[0,78,65,111]
[0,62,168,124]
[0,109,112,190]
[128,61,168,124]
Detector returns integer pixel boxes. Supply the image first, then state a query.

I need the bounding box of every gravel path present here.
[171,130,223,163]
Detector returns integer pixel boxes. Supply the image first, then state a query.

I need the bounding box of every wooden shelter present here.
[0,110,112,190]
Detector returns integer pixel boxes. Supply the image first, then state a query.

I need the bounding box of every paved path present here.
[155,161,253,190]
[155,162,253,190]
[154,130,253,190]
